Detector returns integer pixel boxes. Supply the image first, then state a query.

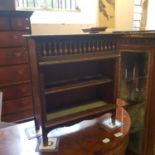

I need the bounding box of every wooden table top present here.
[0,106,131,155]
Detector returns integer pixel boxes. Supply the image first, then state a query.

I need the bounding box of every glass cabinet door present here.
[120,51,148,154]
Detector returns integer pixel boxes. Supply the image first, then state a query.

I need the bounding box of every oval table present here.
[0,103,131,155]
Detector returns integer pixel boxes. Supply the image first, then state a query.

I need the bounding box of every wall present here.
[146,0,155,30]
[115,0,134,31]
[98,0,115,28]
[31,0,134,34]
[31,24,96,35]
[31,0,98,34]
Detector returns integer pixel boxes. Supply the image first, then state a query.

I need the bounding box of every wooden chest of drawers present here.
[0,11,34,122]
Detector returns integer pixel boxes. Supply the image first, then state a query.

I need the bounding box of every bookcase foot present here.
[34,118,40,131]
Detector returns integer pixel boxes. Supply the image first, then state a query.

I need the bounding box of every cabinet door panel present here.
[11,17,31,31]
[2,96,33,114]
[0,17,10,30]
[119,51,149,154]
[1,83,32,101]
[0,32,28,47]
[0,64,31,86]
[0,47,28,65]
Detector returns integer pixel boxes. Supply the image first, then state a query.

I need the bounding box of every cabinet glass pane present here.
[120,51,148,154]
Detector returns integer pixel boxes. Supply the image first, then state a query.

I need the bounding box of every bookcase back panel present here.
[45,84,115,113]
[42,60,115,88]
[46,86,99,113]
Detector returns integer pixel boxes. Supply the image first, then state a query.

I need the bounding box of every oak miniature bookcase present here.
[27,33,120,145]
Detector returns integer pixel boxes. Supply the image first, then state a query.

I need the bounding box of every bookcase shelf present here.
[47,100,109,120]
[45,76,112,94]
[46,100,115,128]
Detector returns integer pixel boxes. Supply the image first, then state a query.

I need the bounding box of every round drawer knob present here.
[16,70,24,75]
[14,52,22,57]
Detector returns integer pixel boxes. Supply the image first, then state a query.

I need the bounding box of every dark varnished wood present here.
[0,0,15,11]
[0,64,31,86]
[27,33,120,145]
[0,32,28,48]
[11,17,31,31]
[117,31,155,155]
[2,97,33,114]
[0,11,33,122]
[0,17,10,30]
[0,48,29,66]
[0,107,130,155]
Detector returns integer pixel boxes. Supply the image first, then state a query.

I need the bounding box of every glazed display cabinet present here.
[118,32,155,155]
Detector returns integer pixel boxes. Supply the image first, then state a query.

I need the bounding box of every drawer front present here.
[1,83,32,101]
[2,110,33,122]
[2,96,33,114]
[0,32,28,47]
[0,47,28,65]
[0,17,10,30]
[11,17,31,31]
[0,64,31,86]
